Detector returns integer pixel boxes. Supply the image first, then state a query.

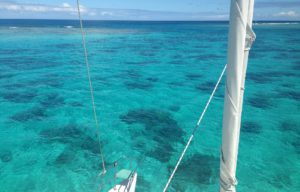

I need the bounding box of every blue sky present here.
[0,0,299,20]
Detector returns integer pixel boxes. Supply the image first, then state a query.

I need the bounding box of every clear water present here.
[0,20,299,192]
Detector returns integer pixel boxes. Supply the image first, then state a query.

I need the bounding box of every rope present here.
[163,64,227,192]
[76,0,106,174]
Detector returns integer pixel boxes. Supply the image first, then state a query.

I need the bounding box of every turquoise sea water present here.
[0,20,299,191]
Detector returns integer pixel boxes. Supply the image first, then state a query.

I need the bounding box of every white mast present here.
[220,0,255,191]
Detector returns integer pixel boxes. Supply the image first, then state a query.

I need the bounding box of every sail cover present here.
[220,0,255,192]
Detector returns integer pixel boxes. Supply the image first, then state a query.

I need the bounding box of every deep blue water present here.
[0,19,299,191]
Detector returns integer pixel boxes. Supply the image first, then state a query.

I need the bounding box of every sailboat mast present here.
[220,0,255,192]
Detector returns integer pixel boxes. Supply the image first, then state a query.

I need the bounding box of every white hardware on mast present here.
[220,0,255,191]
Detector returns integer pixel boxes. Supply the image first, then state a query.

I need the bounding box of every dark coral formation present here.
[242,121,262,134]
[168,153,218,190]
[2,91,37,103]
[11,106,47,122]
[196,81,215,92]
[40,93,65,108]
[247,94,274,109]
[120,109,185,162]
[40,124,101,156]
[185,73,203,80]
[0,149,13,163]
[124,81,154,90]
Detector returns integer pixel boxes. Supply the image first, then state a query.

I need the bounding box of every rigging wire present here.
[163,64,227,192]
[76,0,106,174]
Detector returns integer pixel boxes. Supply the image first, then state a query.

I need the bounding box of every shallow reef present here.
[120,109,185,162]
[54,146,76,165]
[40,93,65,108]
[277,90,300,101]
[168,105,180,112]
[39,124,100,156]
[168,153,218,190]
[0,149,13,163]
[247,73,273,84]
[242,121,262,134]
[196,81,217,93]
[11,106,47,122]
[247,94,274,109]
[146,77,159,83]
[168,81,184,87]
[185,73,203,80]
[279,120,298,133]
[2,91,37,103]
[124,69,142,79]
[124,81,154,90]
[268,171,292,189]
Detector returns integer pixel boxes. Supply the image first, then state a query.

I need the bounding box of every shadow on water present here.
[168,153,219,191]
[120,109,185,163]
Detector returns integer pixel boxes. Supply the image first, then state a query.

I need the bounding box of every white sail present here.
[220,0,255,192]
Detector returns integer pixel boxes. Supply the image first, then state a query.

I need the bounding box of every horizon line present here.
[0,18,299,22]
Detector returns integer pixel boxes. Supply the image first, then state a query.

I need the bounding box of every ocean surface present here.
[0,19,299,192]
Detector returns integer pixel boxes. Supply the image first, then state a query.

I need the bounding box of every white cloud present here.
[0,1,230,20]
[275,11,298,17]
[0,1,86,14]
[62,3,71,8]
[100,11,113,16]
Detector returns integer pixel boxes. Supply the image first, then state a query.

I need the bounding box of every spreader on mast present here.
[220,0,256,191]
